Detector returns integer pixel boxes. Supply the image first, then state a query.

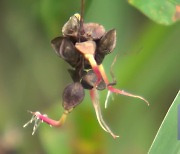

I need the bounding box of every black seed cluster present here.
[51,14,116,111]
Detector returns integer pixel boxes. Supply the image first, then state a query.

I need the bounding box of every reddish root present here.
[23,110,68,135]
[98,64,149,106]
[108,86,149,106]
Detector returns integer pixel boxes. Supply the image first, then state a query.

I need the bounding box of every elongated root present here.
[23,110,68,135]
[105,91,112,109]
[90,89,119,139]
[98,64,149,106]
[108,86,149,106]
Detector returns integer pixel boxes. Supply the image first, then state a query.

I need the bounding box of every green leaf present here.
[148,90,180,154]
[128,0,180,25]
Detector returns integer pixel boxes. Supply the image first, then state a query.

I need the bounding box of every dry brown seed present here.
[51,37,80,67]
[62,14,80,38]
[81,70,96,89]
[51,36,64,55]
[62,82,85,111]
[59,38,79,61]
[81,70,106,90]
[97,29,116,55]
[82,23,106,40]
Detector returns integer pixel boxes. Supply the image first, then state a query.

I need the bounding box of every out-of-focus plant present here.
[128,0,180,25]
[149,91,180,154]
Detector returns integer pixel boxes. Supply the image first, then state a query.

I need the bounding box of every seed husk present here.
[62,14,80,38]
[82,23,106,40]
[81,69,106,90]
[51,37,80,67]
[97,29,116,55]
[62,82,85,111]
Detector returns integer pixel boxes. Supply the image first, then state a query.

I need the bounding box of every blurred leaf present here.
[128,0,180,25]
[148,90,180,154]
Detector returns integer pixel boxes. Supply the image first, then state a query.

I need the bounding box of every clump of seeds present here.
[24,12,149,138]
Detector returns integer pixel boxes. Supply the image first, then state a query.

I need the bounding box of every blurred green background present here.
[0,0,180,153]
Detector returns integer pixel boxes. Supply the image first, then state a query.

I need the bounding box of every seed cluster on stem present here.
[24,13,149,138]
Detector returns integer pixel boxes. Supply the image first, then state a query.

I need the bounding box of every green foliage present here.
[128,0,180,25]
[149,91,180,154]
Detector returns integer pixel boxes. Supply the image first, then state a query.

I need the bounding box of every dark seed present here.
[51,37,80,67]
[81,70,106,90]
[62,14,80,38]
[51,36,64,55]
[62,82,85,111]
[59,38,78,61]
[81,70,96,89]
[97,29,116,55]
[82,23,106,40]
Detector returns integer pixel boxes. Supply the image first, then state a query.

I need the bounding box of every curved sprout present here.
[90,88,119,139]
[23,111,68,135]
